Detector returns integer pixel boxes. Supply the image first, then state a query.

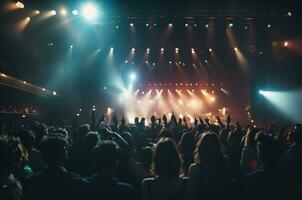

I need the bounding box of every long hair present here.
[194,132,224,165]
[153,137,182,178]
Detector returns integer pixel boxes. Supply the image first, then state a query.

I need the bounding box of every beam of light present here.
[15,17,30,33]
[82,3,98,21]
[234,47,248,73]
[259,90,302,123]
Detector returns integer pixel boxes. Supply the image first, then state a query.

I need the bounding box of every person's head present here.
[293,124,302,145]
[151,116,156,124]
[93,140,120,175]
[76,124,90,144]
[134,117,139,124]
[137,146,153,170]
[227,130,242,147]
[19,130,36,149]
[153,137,182,178]
[54,128,69,139]
[0,136,27,177]
[82,132,100,154]
[257,134,282,168]
[39,135,68,167]
[195,132,224,164]
[244,127,257,148]
[179,132,196,158]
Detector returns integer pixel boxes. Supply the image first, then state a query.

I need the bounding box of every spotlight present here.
[16,1,24,9]
[161,48,164,52]
[145,23,149,27]
[209,48,213,52]
[70,45,73,48]
[185,23,188,27]
[267,24,271,28]
[42,88,46,91]
[169,61,172,64]
[259,90,264,94]
[228,23,233,28]
[50,10,56,16]
[72,9,79,16]
[52,91,57,96]
[82,3,98,21]
[125,60,128,63]
[287,11,292,16]
[168,23,173,27]
[131,48,135,52]
[115,25,119,29]
[145,60,149,64]
[283,41,288,47]
[152,63,156,66]
[244,25,248,29]
[26,16,31,21]
[191,48,195,53]
[60,8,67,16]
[205,24,209,28]
[35,10,40,15]
[175,48,179,53]
[146,48,150,53]
[130,23,134,27]
[234,47,238,52]
[130,73,136,81]
[194,24,197,27]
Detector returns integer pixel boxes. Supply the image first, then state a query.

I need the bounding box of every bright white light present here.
[52,91,57,96]
[35,10,40,15]
[259,90,264,94]
[72,9,79,16]
[82,3,98,21]
[61,8,67,16]
[70,45,73,48]
[130,73,136,81]
[228,23,233,28]
[50,10,56,16]
[16,1,24,9]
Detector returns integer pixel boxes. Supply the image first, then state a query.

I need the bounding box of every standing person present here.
[187,132,232,200]
[141,138,187,200]
[88,140,137,200]
[0,136,25,200]
[23,135,89,200]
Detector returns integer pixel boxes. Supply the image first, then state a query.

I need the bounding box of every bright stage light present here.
[283,41,288,47]
[234,47,238,52]
[185,23,188,27]
[16,1,24,9]
[131,48,135,52]
[130,23,134,27]
[205,24,209,28]
[52,91,57,96]
[267,24,271,28]
[130,73,136,81]
[70,45,73,48]
[259,90,302,122]
[50,10,57,16]
[288,11,292,16]
[228,23,233,28]
[82,3,98,21]
[72,9,79,15]
[61,8,67,16]
[35,10,40,15]
[209,48,213,52]
[168,23,173,27]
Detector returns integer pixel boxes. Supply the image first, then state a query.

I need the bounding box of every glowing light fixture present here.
[72,9,79,16]
[82,3,98,21]
[16,1,24,9]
